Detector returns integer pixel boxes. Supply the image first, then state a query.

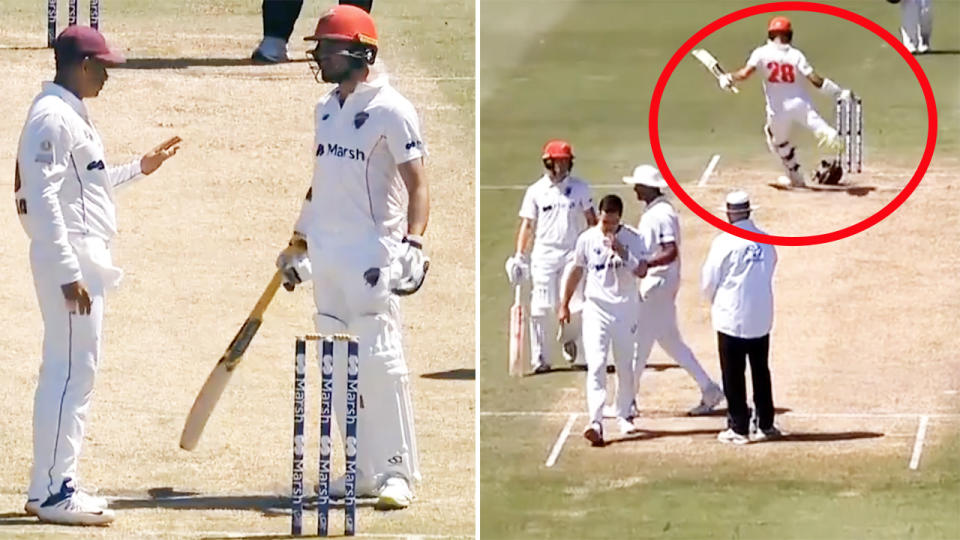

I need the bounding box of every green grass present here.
[479,1,960,538]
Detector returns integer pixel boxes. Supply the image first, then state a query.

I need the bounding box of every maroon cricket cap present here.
[54,25,125,66]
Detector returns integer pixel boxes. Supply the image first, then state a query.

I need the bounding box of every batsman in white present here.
[505,140,596,373]
[275,5,427,510]
[16,26,180,525]
[560,195,648,447]
[622,165,724,416]
[717,16,852,188]
[895,0,933,54]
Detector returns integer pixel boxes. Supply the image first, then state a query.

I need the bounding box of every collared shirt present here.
[637,196,681,282]
[700,219,777,338]
[294,74,426,249]
[16,82,141,285]
[573,224,647,310]
[519,174,593,262]
[746,41,816,114]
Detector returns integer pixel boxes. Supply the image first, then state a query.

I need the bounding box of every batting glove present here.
[389,235,430,296]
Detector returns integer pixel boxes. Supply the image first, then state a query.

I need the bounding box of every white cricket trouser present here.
[634,274,715,396]
[308,236,420,487]
[529,254,583,368]
[766,100,834,146]
[582,300,637,424]
[900,0,933,52]
[27,239,113,503]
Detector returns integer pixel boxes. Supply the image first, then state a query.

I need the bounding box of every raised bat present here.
[180,270,283,450]
[692,48,739,94]
[508,284,525,377]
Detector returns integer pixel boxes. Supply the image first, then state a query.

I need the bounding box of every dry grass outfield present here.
[0,1,474,538]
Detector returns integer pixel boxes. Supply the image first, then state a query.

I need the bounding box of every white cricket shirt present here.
[746,41,815,114]
[295,74,425,249]
[16,82,141,286]
[637,196,681,282]
[573,225,647,310]
[700,219,778,339]
[519,174,593,262]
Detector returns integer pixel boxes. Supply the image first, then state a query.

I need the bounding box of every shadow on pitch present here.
[107,487,377,516]
[525,363,680,377]
[692,407,793,418]
[421,368,474,380]
[0,512,36,526]
[115,57,310,69]
[608,428,883,446]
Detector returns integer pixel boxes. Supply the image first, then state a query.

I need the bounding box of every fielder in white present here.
[622,165,724,416]
[560,195,648,447]
[276,5,427,509]
[719,16,852,188]
[17,26,180,525]
[897,0,933,54]
[505,140,596,373]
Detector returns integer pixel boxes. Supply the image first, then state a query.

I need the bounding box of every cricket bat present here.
[508,284,525,377]
[692,48,739,94]
[180,270,283,450]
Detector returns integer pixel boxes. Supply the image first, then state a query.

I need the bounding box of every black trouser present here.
[261,0,374,40]
[717,332,773,435]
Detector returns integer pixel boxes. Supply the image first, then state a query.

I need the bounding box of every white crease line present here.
[0,529,472,539]
[698,154,721,187]
[545,413,579,467]
[481,411,960,419]
[909,415,930,470]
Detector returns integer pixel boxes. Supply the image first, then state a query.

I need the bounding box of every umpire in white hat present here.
[701,191,780,445]
[623,165,724,416]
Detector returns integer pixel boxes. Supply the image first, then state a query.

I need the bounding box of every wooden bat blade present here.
[508,290,525,377]
[180,270,283,450]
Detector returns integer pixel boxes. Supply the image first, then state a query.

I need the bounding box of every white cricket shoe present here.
[717,428,750,445]
[688,384,725,416]
[251,36,290,63]
[26,483,108,516]
[326,473,380,499]
[617,416,637,435]
[583,421,604,447]
[750,424,785,443]
[787,168,806,188]
[36,494,115,526]
[375,476,413,510]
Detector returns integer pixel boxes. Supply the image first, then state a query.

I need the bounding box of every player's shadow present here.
[919,50,960,55]
[767,182,876,197]
[692,406,793,417]
[0,512,36,526]
[526,363,680,377]
[115,57,310,69]
[774,431,883,442]
[107,487,378,516]
[421,368,474,380]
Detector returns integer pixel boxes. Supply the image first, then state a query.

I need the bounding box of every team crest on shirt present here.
[564,186,572,196]
[354,111,369,129]
[322,113,330,121]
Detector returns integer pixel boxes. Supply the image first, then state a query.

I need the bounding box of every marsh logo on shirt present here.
[745,244,764,262]
[87,160,105,171]
[316,142,366,162]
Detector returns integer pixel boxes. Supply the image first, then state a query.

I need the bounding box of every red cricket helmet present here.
[767,16,792,33]
[305,5,378,49]
[541,139,574,161]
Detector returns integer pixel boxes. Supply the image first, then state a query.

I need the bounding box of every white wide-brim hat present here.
[718,190,758,212]
[622,164,668,189]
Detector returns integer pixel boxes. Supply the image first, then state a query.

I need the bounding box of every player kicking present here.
[718,16,852,188]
